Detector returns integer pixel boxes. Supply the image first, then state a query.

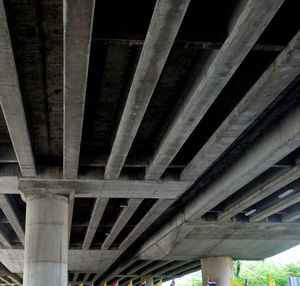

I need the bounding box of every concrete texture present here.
[181,31,300,182]
[0,0,36,177]
[63,0,95,179]
[0,249,122,274]
[105,0,191,179]
[23,194,68,286]
[201,257,233,286]
[145,0,284,181]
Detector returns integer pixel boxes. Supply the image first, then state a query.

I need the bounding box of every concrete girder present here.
[0,194,24,246]
[126,261,153,276]
[119,199,174,250]
[249,191,300,222]
[217,165,300,221]
[282,208,300,223]
[18,178,191,199]
[102,199,143,250]
[82,198,109,250]
[135,104,300,257]
[139,261,170,276]
[104,0,191,179]
[63,0,95,179]
[145,0,285,181]
[181,30,300,182]
[0,1,36,177]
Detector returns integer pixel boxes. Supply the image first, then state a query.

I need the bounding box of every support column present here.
[141,276,153,286]
[201,257,233,286]
[23,193,68,286]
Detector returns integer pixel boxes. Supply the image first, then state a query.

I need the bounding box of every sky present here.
[162,244,300,286]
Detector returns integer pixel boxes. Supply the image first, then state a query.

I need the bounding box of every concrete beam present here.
[168,261,201,277]
[0,177,19,195]
[181,30,300,181]
[154,261,190,276]
[83,273,90,282]
[82,198,109,250]
[72,273,79,283]
[119,199,174,250]
[126,261,152,276]
[185,104,300,222]
[0,230,10,249]
[140,261,170,276]
[63,0,95,179]
[104,0,191,179]
[0,194,24,245]
[249,192,300,222]
[145,0,284,180]
[7,275,22,285]
[136,104,300,254]
[282,209,300,223]
[217,165,300,221]
[0,1,36,177]
[102,199,143,250]
[19,178,191,199]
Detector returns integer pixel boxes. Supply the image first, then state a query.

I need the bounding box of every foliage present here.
[174,261,300,286]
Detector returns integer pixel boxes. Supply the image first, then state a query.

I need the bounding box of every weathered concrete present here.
[0,230,10,249]
[0,0,36,177]
[217,165,300,221]
[19,178,191,199]
[0,194,24,245]
[105,0,191,179]
[145,0,285,181]
[201,257,233,286]
[249,192,300,222]
[185,105,300,222]
[181,31,300,181]
[82,198,109,250]
[119,199,174,250]
[23,194,68,286]
[63,0,95,179]
[102,198,143,250]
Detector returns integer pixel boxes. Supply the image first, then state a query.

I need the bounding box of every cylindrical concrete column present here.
[201,257,234,286]
[23,194,68,286]
[141,276,153,286]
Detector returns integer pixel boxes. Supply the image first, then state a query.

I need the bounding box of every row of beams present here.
[145,0,285,180]
[181,30,300,181]
[82,198,109,250]
[0,194,24,245]
[102,199,143,250]
[136,101,300,257]
[155,261,190,276]
[217,165,300,221]
[104,0,191,179]
[140,261,170,276]
[186,100,300,222]
[249,192,300,221]
[126,261,152,276]
[63,0,95,179]
[0,0,36,177]
[119,199,174,250]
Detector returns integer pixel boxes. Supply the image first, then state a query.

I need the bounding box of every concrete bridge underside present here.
[0,0,299,285]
